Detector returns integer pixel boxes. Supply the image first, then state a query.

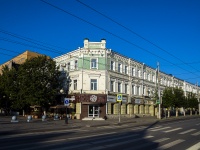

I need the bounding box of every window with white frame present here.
[110,80,114,92]
[74,60,78,70]
[152,74,155,82]
[67,62,70,71]
[144,71,147,80]
[125,84,128,93]
[110,61,114,71]
[137,86,140,95]
[147,73,150,81]
[132,68,135,76]
[91,79,97,90]
[118,82,121,92]
[91,59,97,69]
[137,70,141,77]
[125,66,128,74]
[132,85,135,95]
[73,80,77,90]
[118,63,122,73]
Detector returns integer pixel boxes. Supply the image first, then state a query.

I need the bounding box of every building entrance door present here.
[88,105,99,118]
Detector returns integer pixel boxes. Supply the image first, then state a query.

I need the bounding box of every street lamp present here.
[60,88,68,124]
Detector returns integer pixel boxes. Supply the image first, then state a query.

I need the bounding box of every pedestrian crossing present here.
[97,123,200,138]
[1,123,199,150]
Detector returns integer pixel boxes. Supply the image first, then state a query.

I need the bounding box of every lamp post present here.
[60,88,68,124]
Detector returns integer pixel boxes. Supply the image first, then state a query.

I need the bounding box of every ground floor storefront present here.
[71,94,158,120]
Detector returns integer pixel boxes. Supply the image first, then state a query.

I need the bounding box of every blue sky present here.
[0,0,200,84]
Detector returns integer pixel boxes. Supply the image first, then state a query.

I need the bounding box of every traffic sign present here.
[156,100,160,104]
[117,94,122,102]
[64,98,70,106]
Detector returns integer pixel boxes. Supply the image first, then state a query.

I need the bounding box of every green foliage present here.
[162,87,174,108]
[0,56,63,111]
[187,92,198,109]
[162,87,186,109]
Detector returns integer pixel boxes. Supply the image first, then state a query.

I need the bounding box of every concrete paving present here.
[0,115,199,134]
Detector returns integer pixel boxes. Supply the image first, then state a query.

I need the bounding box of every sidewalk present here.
[0,115,199,134]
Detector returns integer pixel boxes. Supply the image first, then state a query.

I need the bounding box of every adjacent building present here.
[0,50,43,74]
[54,39,199,120]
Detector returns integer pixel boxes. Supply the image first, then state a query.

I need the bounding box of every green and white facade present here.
[54,38,199,120]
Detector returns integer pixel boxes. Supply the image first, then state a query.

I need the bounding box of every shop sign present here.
[90,95,97,102]
[135,99,142,104]
[107,95,127,103]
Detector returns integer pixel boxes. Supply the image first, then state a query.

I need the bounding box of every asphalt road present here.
[0,117,199,150]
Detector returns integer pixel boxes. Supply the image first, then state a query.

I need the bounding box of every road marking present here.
[39,139,66,143]
[186,142,200,150]
[163,127,182,133]
[150,126,171,131]
[131,126,147,131]
[154,137,170,143]
[179,129,196,134]
[68,132,116,140]
[156,139,185,149]
[191,131,200,136]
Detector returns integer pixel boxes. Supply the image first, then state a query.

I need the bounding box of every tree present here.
[162,87,174,117]
[17,56,62,108]
[0,56,63,114]
[173,87,185,117]
[0,65,18,114]
[187,92,198,115]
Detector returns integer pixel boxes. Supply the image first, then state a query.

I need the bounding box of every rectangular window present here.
[137,86,140,95]
[91,59,97,69]
[91,79,97,90]
[125,66,128,74]
[67,62,70,71]
[118,82,121,92]
[118,63,121,73]
[137,70,140,77]
[74,80,77,90]
[111,61,114,71]
[110,81,114,92]
[74,60,78,70]
[125,84,128,93]
[132,68,135,76]
[132,85,135,95]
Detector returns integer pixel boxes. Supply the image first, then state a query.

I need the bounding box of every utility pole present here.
[157,62,161,119]
[197,82,200,116]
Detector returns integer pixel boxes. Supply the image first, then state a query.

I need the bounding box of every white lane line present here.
[68,132,116,140]
[150,127,171,131]
[191,131,200,136]
[186,142,200,150]
[154,138,170,143]
[39,139,66,143]
[179,129,196,134]
[163,128,182,133]
[156,139,185,149]
[131,126,148,131]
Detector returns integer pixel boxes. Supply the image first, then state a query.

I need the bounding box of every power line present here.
[76,0,200,78]
[40,0,200,81]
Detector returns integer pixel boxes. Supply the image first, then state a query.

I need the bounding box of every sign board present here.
[117,94,122,102]
[64,98,70,106]
[156,100,160,104]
